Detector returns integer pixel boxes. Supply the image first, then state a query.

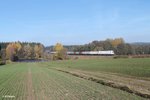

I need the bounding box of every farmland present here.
[44,58,150,77]
[0,58,149,99]
[43,58,150,98]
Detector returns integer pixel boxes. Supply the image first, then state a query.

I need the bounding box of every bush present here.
[0,59,6,65]
[0,61,6,65]
[113,55,129,59]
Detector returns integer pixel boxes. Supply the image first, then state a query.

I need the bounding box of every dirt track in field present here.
[27,67,35,100]
[52,68,150,99]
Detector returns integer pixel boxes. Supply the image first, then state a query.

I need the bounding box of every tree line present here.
[0,42,69,64]
[0,42,44,63]
[46,38,150,55]
[73,38,150,55]
[1,38,150,64]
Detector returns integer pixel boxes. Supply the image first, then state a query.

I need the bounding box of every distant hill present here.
[131,42,150,46]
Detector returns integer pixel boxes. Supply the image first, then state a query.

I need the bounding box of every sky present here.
[0,0,150,46]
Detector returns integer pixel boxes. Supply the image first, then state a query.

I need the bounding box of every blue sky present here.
[0,0,150,46]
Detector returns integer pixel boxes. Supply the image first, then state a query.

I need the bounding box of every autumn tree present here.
[34,44,44,59]
[39,44,44,58]
[6,42,22,61]
[110,38,124,47]
[23,44,33,59]
[53,43,67,60]
[14,42,22,59]
[34,45,39,59]
[1,42,44,61]
[6,43,15,61]
[15,42,22,52]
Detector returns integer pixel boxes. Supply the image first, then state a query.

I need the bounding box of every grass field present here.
[44,58,150,77]
[43,58,150,98]
[0,58,149,99]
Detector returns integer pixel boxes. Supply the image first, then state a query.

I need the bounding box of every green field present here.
[0,58,150,100]
[45,58,150,77]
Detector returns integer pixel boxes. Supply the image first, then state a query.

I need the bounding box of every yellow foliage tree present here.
[53,43,67,60]
[6,42,22,61]
[15,42,22,51]
[6,43,15,60]
[54,43,63,51]
[110,38,124,47]
[34,44,44,59]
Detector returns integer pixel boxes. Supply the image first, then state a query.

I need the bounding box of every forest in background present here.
[1,38,150,64]
[46,38,150,55]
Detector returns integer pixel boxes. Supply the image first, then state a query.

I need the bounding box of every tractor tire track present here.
[52,68,150,99]
[27,67,35,100]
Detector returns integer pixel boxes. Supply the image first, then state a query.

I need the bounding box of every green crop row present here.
[0,62,147,100]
